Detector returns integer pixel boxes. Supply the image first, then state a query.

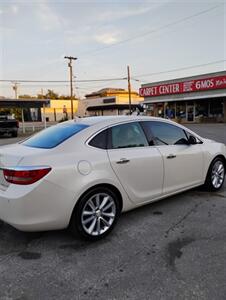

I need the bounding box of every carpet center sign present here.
[139,75,226,97]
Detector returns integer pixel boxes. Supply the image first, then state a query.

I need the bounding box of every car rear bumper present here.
[0,180,75,232]
[0,128,17,134]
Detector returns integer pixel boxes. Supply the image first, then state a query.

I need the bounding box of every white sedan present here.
[0,116,225,240]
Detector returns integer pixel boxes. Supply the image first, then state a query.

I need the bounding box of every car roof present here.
[58,115,202,139]
[55,115,204,149]
[74,116,203,139]
[69,115,164,126]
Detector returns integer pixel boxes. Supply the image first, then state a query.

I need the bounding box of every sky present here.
[0,0,225,99]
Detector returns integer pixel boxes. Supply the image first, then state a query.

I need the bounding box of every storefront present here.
[139,71,226,123]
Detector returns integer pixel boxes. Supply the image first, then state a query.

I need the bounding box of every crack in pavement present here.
[165,202,202,237]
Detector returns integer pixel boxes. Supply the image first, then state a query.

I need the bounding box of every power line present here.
[1,59,225,85]
[78,4,222,57]
[74,77,127,82]
[0,77,127,83]
[134,60,226,79]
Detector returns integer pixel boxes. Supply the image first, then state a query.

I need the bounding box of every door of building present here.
[187,104,194,122]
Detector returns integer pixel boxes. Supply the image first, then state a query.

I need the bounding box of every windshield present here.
[23,123,89,149]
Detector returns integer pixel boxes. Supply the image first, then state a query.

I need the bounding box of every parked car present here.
[0,114,19,137]
[0,116,225,240]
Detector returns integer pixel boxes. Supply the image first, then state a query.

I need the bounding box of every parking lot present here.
[0,123,226,300]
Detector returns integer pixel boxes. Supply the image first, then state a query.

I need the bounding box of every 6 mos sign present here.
[139,75,226,97]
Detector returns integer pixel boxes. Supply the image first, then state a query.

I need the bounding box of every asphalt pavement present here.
[0,124,226,300]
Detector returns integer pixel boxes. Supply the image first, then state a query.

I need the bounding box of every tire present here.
[11,131,18,137]
[204,157,225,191]
[70,187,120,241]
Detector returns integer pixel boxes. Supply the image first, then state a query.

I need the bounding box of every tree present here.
[18,90,77,100]
[44,89,59,99]
[19,94,37,99]
[58,94,78,100]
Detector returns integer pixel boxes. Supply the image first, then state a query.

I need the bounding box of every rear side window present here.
[23,123,89,149]
[110,122,148,149]
[89,129,108,149]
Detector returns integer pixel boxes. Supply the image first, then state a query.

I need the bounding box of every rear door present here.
[142,121,204,195]
[107,121,164,204]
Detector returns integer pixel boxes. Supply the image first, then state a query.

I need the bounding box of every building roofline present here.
[86,104,139,111]
[142,70,226,87]
[0,98,50,108]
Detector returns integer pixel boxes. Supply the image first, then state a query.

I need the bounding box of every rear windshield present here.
[23,123,89,149]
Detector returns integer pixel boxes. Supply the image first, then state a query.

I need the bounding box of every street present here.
[0,123,226,300]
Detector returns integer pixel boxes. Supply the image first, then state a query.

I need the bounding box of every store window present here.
[157,103,164,118]
[209,99,223,117]
[195,101,208,117]
[146,104,155,116]
[176,102,186,120]
[165,102,176,119]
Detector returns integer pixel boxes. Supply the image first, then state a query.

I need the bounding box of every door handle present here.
[116,158,130,164]
[167,154,176,159]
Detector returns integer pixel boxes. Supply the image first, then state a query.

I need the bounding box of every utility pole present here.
[64,56,77,119]
[127,66,132,115]
[41,88,44,98]
[12,82,19,99]
[12,82,25,133]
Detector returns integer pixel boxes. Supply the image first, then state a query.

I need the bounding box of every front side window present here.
[149,121,188,145]
[23,122,89,149]
[110,122,148,149]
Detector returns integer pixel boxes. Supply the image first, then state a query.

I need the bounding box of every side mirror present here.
[188,135,197,145]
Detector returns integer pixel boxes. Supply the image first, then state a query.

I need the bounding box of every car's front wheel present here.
[70,187,120,240]
[204,157,225,191]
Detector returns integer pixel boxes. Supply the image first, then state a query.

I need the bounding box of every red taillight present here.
[3,167,51,185]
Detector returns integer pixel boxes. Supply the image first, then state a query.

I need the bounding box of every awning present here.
[143,93,226,104]
[87,104,139,111]
[0,99,50,108]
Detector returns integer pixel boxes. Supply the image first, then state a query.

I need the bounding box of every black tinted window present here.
[89,129,108,149]
[110,122,148,149]
[140,122,155,146]
[150,121,188,145]
[23,123,89,149]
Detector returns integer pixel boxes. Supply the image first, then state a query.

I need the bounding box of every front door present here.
[107,122,164,204]
[142,120,204,195]
[157,144,203,194]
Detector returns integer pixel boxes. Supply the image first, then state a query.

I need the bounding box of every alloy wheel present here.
[211,160,225,189]
[81,193,116,236]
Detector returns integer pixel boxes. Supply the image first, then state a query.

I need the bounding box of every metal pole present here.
[14,83,18,99]
[43,103,46,129]
[21,108,25,134]
[127,66,132,115]
[69,60,74,119]
[12,82,24,133]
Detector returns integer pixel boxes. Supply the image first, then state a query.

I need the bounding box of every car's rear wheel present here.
[11,131,18,137]
[204,157,225,191]
[70,187,120,240]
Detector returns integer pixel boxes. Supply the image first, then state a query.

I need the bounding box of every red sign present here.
[139,75,226,97]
